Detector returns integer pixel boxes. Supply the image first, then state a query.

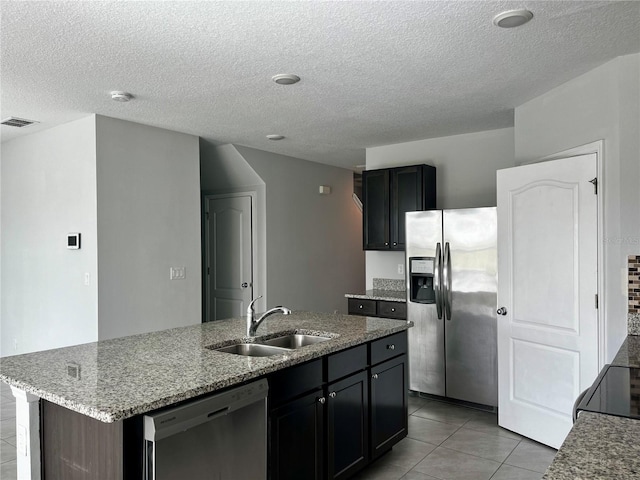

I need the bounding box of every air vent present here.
[1,117,38,128]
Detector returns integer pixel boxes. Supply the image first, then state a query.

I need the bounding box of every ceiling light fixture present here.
[493,9,533,28]
[110,91,133,102]
[272,74,300,85]
[266,134,285,140]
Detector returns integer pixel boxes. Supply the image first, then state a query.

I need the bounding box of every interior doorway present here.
[496,153,599,448]
[203,193,254,322]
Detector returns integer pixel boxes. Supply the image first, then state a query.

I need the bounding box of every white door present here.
[204,195,253,321]
[497,154,598,449]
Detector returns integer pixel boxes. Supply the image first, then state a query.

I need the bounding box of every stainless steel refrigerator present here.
[405,207,497,407]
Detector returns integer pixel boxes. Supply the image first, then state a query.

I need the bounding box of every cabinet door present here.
[363,169,390,250]
[370,355,408,459]
[269,389,325,480]
[390,166,423,250]
[327,371,369,480]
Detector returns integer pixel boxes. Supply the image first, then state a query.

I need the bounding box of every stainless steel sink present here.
[214,343,290,357]
[259,333,332,349]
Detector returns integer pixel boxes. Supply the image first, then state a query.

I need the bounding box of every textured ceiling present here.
[1,1,639,169]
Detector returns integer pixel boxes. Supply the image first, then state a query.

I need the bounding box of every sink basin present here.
[259,334,332,349]
[215,343,290,357]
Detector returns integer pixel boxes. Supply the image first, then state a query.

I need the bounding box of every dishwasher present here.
[143,378,268,480]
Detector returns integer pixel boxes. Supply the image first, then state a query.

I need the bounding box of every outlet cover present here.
[397,263,404,275]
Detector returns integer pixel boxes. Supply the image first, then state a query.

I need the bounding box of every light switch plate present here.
[397,263,404,275]
[170,266,186,280]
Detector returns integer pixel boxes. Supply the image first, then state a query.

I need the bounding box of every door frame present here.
[519,140,605,368]
[202,191,258,323]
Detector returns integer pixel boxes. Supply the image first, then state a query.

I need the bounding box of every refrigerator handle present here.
[444,242,452,320]
[434,242,443,319]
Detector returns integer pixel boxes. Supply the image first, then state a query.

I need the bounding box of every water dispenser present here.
[409,257,435,304]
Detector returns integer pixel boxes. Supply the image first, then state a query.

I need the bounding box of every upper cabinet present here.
[362,165,436,251]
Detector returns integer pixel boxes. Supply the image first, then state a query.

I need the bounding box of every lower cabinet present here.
[270,389,325,480]
[327,371,369,480]
[268,331,408,480]
[370,355,408,459]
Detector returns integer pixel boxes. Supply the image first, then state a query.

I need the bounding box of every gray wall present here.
[201,144,365,314]
[1,116,99,356]
[96,116,202,340]
[200,141,268,314]
[514,53,640,362]
[364,127,515,288]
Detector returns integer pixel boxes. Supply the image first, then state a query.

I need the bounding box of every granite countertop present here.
[543,334,640,478]
[542,412,640,479]
[611,335,640,368]
[0,312,411,423]
[345,290,407,302]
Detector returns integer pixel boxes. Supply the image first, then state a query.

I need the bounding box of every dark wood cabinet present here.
[269,332,410,480]
[348,298,407,320]
[270,389,325,480]
[327,371,369,480]
[41,400,142,480]
[362,169,390,249]
[370,355,408,459]
[362,164,436,251]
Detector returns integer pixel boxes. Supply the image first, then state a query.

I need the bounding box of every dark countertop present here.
[0,312,411,423]
[345,290,407,303]
[543,335,640,479]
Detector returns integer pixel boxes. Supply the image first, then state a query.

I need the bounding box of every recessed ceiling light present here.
[110,91,133,102]
[493,9,533,28]
[272,74,300,85]
[266,134,285,140]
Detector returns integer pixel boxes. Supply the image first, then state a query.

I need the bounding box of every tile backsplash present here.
[372,278,406,292]
[629,255,640,335]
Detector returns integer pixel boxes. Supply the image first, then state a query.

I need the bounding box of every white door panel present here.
[497,153,598,449]
[205,195,252,322]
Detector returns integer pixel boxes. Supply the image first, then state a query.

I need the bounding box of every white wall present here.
[1,116,99,356]
[95,116,202,340]
[514,54,640,362]
[364,127,515,288]
[234,146,365,314]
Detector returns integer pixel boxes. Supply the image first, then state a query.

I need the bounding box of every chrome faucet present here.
[246,296,292,336]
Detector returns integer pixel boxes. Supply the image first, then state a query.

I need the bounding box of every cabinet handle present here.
[359,304,363,309]
[318,397,326,404]
[387,344,395,350]
[372,373,379,379]
[385,242,389,246]
[393,242,397,246]
[329,391,337,399]
[391,308,396,312]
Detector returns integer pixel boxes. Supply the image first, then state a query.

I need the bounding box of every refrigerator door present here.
[406,211,445,396]
[443,207,498,406]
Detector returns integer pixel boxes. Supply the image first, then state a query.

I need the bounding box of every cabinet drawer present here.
[370,331,408,366]
[377,301,407,320]
[327,344,367,383]
[269,358,323,407]
[348,298,377,316]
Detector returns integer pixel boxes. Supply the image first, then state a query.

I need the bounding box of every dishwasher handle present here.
[144,379,268,442]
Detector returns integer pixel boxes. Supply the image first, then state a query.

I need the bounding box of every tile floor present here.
[1,382,17,480]
[354,395,557,480]
[0,384,556,480]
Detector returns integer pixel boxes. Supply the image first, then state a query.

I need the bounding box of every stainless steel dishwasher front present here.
[143,378,268,480]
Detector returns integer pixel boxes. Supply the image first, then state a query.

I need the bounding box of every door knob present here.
[241,282,249,288]
[497,307,508,316]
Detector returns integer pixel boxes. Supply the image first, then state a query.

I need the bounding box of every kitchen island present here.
[0,311,411,479]
[543,335,640,479]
